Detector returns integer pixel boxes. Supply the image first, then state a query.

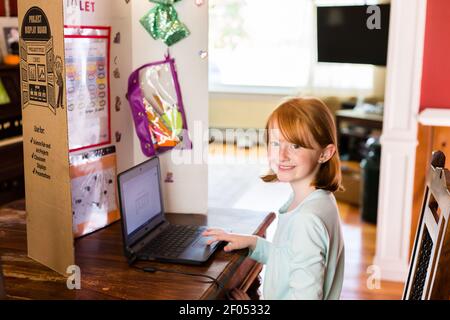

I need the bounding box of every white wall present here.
[131,1,209,214]
[64,0,209,215]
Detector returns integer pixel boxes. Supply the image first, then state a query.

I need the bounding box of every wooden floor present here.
[208,142,404,300]
[337,202,404,299]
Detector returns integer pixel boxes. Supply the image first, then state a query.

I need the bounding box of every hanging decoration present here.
[199,50,208,59]
[140,0,190,47]
[127,54,192,157]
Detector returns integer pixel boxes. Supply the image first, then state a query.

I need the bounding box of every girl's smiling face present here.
[268,122,321,184]
[261,97,341,191]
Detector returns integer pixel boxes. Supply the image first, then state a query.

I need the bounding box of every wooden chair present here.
[403,151,450,300]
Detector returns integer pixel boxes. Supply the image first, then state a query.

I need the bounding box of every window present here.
[209,0,381,94]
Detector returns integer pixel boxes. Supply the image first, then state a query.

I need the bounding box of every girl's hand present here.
[202,228,257,252]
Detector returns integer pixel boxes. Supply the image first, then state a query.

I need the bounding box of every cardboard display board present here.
[19,0,75,274]
[18,0,208,276]
[18,0,126,275]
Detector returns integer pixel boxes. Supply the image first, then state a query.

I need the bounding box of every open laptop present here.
[117,156,221,265]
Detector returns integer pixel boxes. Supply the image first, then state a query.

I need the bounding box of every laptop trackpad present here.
[176,236,220,262]
[192,236,213,248]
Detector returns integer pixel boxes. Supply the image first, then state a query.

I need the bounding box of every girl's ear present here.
[319,144,336,164]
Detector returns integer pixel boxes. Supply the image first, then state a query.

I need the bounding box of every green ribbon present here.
[140,0,190,47]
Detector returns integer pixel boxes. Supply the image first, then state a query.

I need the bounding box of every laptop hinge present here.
[128,220,169,259]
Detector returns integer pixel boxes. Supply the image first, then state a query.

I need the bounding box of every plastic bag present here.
[70,146,120,238]
[127,54,191,157]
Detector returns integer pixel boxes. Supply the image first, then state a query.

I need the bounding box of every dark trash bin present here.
[360,137,381,224]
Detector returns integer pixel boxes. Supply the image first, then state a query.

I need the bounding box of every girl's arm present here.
[286,213,329,300]
[202,229,273,265]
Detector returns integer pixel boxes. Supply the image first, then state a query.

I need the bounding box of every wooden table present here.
[0,200,275,300]
[335,109,384,129]
[335,109,383,139]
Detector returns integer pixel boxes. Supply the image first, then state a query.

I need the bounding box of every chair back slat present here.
[404,151,450,300]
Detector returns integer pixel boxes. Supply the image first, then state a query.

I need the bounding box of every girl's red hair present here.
[261,97,342,192]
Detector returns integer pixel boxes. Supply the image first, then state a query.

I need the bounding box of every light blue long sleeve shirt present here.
[249,189,345,300]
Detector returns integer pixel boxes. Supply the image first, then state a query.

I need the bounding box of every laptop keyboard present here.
[143,224,204,258]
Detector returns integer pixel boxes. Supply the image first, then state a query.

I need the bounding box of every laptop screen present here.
[118,157,165,245]
[122,165,161,235]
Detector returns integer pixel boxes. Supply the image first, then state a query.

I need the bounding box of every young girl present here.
[203,97,345,300]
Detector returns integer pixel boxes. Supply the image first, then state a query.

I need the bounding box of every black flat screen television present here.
[317,4,390,66]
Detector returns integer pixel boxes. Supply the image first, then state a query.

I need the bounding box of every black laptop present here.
[117,156,221,265]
